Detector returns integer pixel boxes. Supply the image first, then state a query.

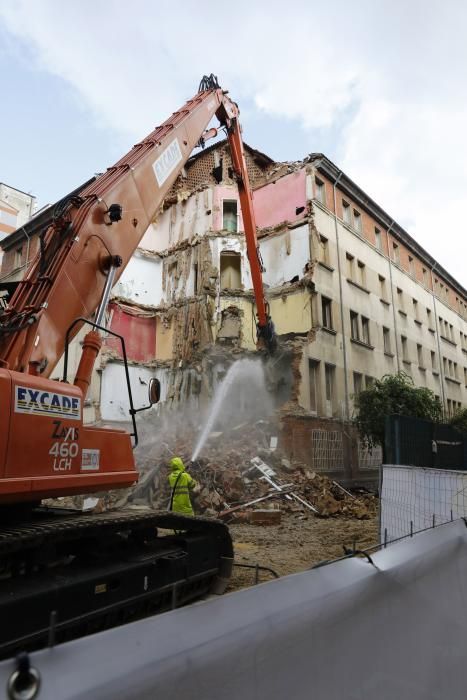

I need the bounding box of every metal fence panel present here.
[311,429,344,472]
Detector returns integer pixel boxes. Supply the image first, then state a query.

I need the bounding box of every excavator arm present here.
[0,75,275,382]
[0,77,284,653]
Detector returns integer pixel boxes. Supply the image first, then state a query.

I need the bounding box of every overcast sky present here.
[1,0,466,286]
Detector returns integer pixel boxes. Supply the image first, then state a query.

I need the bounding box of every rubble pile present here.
[44,417,377,520]
[127,418,377,521]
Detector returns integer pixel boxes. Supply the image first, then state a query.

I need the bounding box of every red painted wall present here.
[253,169,306,229]
[106,303,156,362]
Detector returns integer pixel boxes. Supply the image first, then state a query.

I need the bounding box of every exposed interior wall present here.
[253,169,306,229]
[259,224,311,287]
[220,251,241,290]
[106,303,156,362]
[270,290,313,335]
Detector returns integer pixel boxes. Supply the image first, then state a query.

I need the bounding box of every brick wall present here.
[279,413,379,485]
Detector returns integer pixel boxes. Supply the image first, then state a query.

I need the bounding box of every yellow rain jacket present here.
[168,457,197,515]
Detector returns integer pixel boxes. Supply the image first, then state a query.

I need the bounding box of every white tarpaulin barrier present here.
[381,464,467,541]
[2,519,467,699]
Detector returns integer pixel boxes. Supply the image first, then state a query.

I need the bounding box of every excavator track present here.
[0,508,233,660]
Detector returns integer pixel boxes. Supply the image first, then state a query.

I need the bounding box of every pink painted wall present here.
[212,170,306,233]
[106,303,156,362]
[253,169,306,229]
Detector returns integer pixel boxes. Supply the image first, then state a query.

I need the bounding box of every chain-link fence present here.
[380,464,467,541]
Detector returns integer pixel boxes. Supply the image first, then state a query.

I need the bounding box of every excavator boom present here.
[0,76,275,658]
[0,75,275,378]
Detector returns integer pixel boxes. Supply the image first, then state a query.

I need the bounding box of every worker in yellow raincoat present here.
[168,457,197,515]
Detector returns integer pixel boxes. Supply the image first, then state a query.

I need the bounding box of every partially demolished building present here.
[2,140,467,481]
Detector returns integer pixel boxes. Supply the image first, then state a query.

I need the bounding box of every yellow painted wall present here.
[270,290,312,334]
[217,297,257,351]
[156,318,174,360]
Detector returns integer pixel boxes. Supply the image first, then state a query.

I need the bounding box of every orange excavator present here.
[0,75,276,657]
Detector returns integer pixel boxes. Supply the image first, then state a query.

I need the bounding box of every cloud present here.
[1,0,466,285]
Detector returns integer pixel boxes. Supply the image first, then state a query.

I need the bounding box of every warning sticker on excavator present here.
[15,386,81,420]
[81,449,100,471]
[153,138,183,187]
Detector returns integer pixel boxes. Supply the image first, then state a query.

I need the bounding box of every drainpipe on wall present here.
[430,262,447,413]
[332,171,350,421]
[385,222,400,372]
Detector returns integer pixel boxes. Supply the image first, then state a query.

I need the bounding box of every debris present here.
[249,457,319,514]
[219,488,293,519]
[247,509,281,526]
[46,416,377,523]
[332,480,355,499]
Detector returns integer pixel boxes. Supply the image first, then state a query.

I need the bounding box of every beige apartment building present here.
[308,154,466,420]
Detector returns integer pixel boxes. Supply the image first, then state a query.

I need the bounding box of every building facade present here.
[1,143,466,432]
[0,183,36,274]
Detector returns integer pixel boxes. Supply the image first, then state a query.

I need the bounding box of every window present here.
[342,200,351,225]
[321,296,333,330]
[431,351,437,371]
[365,376,375,388]
[361,316,370,345]
[14,247,22,269]
[318,235,330,266]
[315,178,326,205]
[427,308,432,327]
[383,327,391,354]
[193,263,198,294]
[353,210,362,233]
[309,360,319,414]
[412,299,419,321]
[447,399,452,417]
[417,344,424,367]
[401,335,408,362]
[422,267,428,286]
[379,274,387,300]
[222,200,238,232]
[408,256,414,277]
[324,364,335,417]
[350,310,359,340]
[397,288,404,311]
[357,260,366,287]
[346,253,355,280]
[374,227,382,251]
[448,359,453,377]
[353,372,363,396]
[443,357,448,375]
[392,242,400,264]
[454,362,458,379]
[449,324,455,343]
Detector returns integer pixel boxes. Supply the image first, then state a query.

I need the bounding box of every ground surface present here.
[227,511,378,592]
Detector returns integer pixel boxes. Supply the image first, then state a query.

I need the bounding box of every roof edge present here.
[309,154,466,299]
